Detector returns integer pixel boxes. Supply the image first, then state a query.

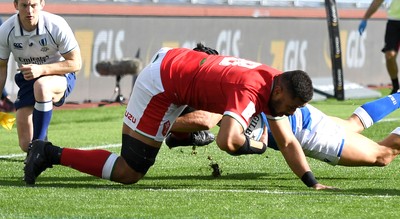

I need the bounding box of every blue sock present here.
[354,93,400,128]
[33,101,53,140]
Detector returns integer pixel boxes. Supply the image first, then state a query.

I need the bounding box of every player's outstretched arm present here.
[268,117,338,190]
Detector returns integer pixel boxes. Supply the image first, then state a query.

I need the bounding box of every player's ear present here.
[272,74,284,95]
[41,0,45,8]
[272,84,283,98]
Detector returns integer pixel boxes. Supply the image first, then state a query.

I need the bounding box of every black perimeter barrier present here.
[324,0,345,100]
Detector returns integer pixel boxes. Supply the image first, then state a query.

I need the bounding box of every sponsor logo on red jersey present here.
[124,111,136,123]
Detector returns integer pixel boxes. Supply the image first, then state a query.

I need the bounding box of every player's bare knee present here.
[347,114,365,133]
[33,79,47,92]
[385,52,397,61]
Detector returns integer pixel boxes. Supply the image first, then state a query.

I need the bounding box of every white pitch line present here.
[381,117,400,122]
[0,143,121,159]
[143,188,398,198]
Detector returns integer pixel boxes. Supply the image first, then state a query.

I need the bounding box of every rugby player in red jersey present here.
[24,44,334,190]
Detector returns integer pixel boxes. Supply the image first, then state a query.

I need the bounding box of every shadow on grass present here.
[145,172,273,180]
[342,188,400,196]
[1,162,399,196]
[2,173,400,197]
[0,172,282,190]
[0,157,24,163]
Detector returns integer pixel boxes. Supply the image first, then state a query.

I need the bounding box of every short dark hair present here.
[14,0,43,4]
[193,43,219,55]
[280,70,313,103]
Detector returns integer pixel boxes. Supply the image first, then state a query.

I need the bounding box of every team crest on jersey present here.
[41,47,49,52]
[39,38,49,52]
[39,38,47,46]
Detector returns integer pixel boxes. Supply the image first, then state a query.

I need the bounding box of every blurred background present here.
[0,0,390,102]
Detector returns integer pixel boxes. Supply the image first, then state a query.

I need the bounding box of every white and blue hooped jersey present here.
[0,11,79,67]
[267,105,315,150]
[266,104,345,165]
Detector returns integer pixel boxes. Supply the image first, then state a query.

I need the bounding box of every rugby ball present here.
[244,113,267,141]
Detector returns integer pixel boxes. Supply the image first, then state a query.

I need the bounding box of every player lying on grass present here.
[24,44,335,189]
[169,92,400,167]
[267,97,400,167]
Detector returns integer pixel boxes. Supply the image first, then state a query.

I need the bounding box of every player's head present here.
[268,70,313,117]
[14,0,44,5]
[14,0,45,28]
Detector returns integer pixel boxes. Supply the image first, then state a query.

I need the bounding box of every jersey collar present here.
[14,12,46,37]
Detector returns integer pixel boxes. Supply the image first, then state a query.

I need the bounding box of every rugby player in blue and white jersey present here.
[0,0,81,152]
[264,93,400,167]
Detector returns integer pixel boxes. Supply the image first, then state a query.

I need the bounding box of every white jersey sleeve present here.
[0,14,16,60]
[44,11,78,55]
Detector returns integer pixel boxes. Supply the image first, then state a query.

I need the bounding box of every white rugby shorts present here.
[123,47,187,142]
[295,105,345,165]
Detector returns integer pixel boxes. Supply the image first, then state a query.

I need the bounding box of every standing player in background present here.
[359,0,400,94]
[0,0,81,152]
[24,44,335,190]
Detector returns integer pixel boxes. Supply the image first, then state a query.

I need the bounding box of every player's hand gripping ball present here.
[244,113,267,141]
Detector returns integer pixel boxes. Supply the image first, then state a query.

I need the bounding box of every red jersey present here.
[160,48,281,127]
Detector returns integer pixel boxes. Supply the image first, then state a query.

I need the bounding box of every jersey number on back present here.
[219,57,261,69]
